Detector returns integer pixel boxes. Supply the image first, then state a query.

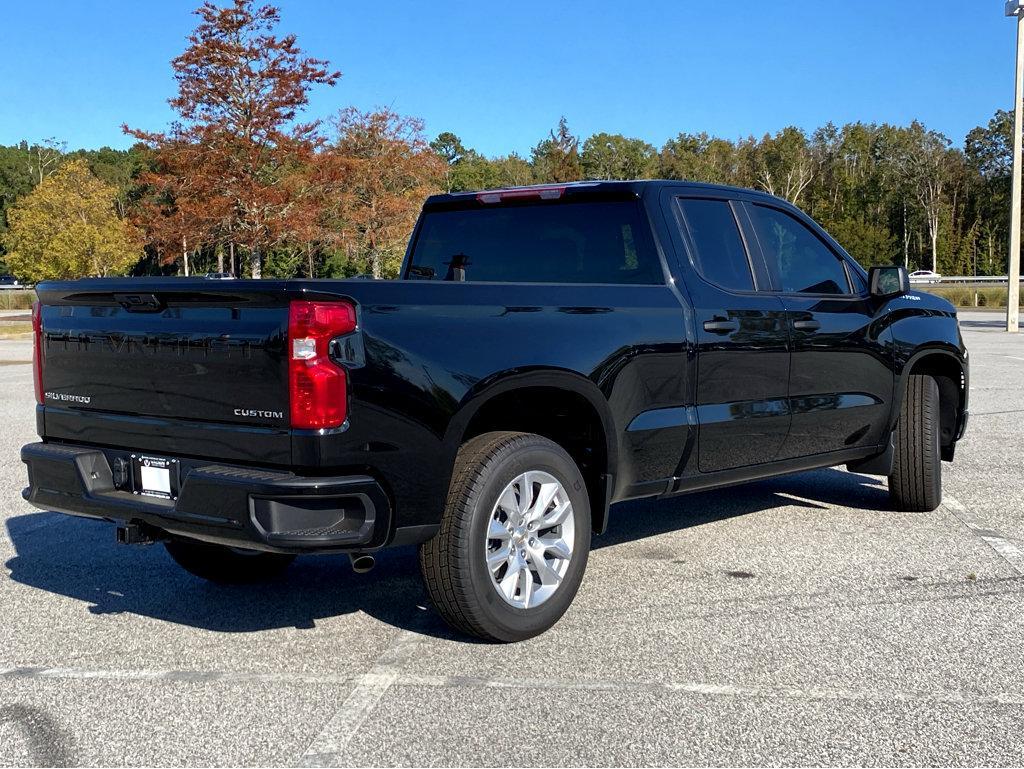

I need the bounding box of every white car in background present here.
[909,270,942,284]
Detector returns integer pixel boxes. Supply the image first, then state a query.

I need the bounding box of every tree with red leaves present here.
[331,108,445,278]
[132,139,229,275]
[126,0,339,277]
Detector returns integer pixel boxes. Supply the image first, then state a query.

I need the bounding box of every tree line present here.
[0,0,1018,282]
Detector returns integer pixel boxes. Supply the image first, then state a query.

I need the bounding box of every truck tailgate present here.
[36,281,295,461]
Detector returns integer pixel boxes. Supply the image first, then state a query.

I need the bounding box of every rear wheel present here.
[164,538,296,583]
[420,431,591,642]
[888,374,942,512]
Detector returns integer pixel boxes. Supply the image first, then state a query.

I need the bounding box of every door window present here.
[675,198,754,292]
[747,204,851,295]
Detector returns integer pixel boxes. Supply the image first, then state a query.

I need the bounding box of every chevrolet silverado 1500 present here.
[22,180,969,641]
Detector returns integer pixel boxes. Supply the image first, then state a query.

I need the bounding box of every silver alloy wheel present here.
[484,470,575,609]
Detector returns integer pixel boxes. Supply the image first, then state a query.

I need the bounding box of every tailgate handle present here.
[115,293,163,312]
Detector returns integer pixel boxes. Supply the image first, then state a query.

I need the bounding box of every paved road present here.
[0,312,1022,766]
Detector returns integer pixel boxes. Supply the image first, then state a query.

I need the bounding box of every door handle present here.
[703,319,739,334]
[792,319,821,332]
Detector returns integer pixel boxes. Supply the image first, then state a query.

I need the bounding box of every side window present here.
[747,204,851,294]
[676,198,754,292]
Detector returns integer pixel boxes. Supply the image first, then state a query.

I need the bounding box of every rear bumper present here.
[21,441,392,554]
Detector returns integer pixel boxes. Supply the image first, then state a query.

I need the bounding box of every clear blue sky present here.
[0,0,1015,156]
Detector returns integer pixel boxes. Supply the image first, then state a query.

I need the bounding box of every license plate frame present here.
[131,454,179,500]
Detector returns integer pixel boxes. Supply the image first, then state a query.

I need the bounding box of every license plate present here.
[132,454,179,500]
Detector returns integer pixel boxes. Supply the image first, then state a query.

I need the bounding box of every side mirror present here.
[868,265,910,298]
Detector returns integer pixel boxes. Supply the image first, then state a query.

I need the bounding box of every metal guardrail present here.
[935,275,1023,284]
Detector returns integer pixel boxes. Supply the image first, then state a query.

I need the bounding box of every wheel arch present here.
[894,347,967,459]
[444,369,618,534]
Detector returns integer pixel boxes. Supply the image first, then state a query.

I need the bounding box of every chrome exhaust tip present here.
[349,552,375,574]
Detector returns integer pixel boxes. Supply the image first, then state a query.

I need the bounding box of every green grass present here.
[0,289,36,311]
[0,321,31,337]
[919,285,1024,308]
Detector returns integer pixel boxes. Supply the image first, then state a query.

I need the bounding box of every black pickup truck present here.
[21,180,969,641]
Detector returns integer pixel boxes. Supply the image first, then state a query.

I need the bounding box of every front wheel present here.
[888,374,942,512]
[164,538,296,583]
[420,431,592,642]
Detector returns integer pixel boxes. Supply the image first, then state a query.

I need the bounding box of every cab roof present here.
[423,179,790,209]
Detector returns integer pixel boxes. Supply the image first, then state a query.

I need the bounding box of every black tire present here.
[888,374,942,512]
[164,538,296,583]
[420,431,592,642]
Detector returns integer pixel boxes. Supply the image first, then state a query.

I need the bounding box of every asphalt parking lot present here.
[0,311,1022,767]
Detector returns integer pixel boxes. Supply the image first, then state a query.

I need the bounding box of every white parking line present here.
[0,666,359,686]
[6,664,1024,711]
[298,627,425,767]
[300,670,400,766]
[395,673,1024,707]
[944,494,1024,575]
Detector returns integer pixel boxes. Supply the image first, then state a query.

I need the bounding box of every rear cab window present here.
[406,200,663,284]
[674,198,754,292]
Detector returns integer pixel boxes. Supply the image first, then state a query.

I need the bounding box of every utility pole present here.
[1006,1,1024,332]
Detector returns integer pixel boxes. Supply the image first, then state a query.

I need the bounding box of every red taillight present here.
[288,300,357,430]
[31,301,43,404]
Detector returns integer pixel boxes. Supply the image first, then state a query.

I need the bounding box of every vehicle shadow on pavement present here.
[4,468,888,638]
[596,467,890,549]
[3,513,462,640]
